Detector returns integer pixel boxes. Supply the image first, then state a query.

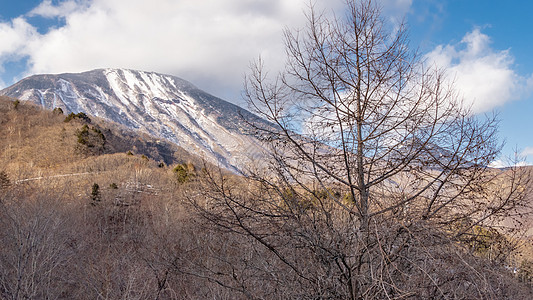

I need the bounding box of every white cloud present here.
[28,0,82,19]
[0,0,417,104]
[489,159,529,169]
[489,160,506,169]
[424,28,530,113]
[379,0,413,22]
[489,148,533,168]
[0,17,38,61]
[0,0,346,103]
[521,147,533,157]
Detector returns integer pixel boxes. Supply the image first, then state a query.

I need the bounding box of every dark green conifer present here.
[90,183,101,205]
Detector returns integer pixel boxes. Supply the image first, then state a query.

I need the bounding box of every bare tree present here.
[0,188,76,300]
[195,0,532,299]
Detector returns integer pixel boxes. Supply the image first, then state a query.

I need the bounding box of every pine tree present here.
[90,183,101,206]
[0,171,10,190]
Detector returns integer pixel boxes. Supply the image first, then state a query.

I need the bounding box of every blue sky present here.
[0,0,531,165]
[407,0,533,166]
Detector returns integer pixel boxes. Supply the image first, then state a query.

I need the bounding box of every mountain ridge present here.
[1,68,267,171]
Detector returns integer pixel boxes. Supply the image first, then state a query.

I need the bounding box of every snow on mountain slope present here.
[0,68,267,171]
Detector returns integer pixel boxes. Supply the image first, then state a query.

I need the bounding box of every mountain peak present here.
[0,68,264,171]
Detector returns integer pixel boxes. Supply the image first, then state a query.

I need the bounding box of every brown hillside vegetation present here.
[0,97,233,298]
[0,96,201,175]
[0,93,533,298]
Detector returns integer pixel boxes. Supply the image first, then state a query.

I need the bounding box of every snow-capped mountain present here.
[0,68,268,171]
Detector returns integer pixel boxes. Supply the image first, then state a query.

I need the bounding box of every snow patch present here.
[5,68,265,171]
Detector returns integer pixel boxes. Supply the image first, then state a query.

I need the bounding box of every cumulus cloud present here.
[488,147,533,168]
[521,147,533,158]
[7,0,530,114]
[0,17,38,61]
[489,159,529,169]
[0,17,39,86]
[0,0,417,103]
[380,0,412,23]
[0,0,348,103]
[424,28,529,113]
[28,0,82,19]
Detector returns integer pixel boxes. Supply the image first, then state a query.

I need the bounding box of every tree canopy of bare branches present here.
[196,0,532,299]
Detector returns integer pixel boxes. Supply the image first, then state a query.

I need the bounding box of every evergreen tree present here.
[90,183,101,206]
[0,171,10,190]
